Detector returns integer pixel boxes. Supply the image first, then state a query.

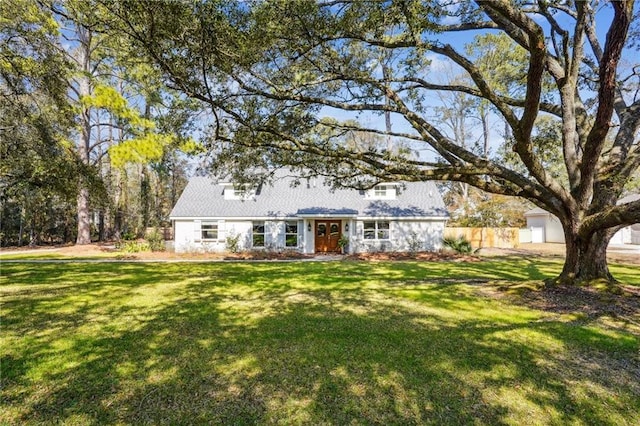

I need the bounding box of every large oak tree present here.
[105,0,640,284]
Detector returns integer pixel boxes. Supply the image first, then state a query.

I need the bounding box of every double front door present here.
[315,220,341,253]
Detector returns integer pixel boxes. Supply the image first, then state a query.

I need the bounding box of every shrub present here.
[117,240,151,253]
[338,235,349,252]
[225,233,241,253]
[145,229,165,252]
[442,236,473,254]
[406,231,423,254]
[121,231,136,241]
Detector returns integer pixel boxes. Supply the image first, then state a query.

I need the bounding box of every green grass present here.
[1,259,639,425]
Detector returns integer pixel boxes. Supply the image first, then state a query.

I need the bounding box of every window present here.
[285,221,298,247]
[252,221,265,247]
[317,223,326,237]
[363,221,390,240]
[368,184,396,200]
[330,223,339,238]
[374,185,388,197]
[223,185,255,200]
[201,222,218,240]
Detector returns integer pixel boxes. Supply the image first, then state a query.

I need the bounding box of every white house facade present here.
[169,172,449,254]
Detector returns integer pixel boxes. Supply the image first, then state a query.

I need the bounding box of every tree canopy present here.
[102,0,639,284]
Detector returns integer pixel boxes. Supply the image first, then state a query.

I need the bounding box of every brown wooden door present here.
[315,220,341,253]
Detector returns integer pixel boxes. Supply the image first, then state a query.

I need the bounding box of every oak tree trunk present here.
[557,227,615,284]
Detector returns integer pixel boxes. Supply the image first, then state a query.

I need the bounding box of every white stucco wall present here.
[545,215,565,243]
[173,219,306,253]
[611,227,632,245]
[174,220,195,253]
[394,220,445,251]
[351,220,445,253]
[526,215,547,229]
[632,225,640,244]
[223,221,253,250]
[303,219,314,254]
[174,218,446,253]
[174,219,228,253]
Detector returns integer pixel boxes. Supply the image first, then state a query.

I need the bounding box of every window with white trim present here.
[285,221,298,247]
[201,222,219,240]
[367,184,396,200]
[374,185,388,197]
[224,185,256,200]
[252,221,265,247]
[363,221,390,240]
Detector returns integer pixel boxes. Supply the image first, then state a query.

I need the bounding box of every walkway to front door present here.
[315,220,341,253]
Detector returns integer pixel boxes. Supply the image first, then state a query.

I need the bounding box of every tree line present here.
[1,0,193,246]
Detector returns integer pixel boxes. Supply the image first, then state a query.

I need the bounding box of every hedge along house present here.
[169,172,449,254]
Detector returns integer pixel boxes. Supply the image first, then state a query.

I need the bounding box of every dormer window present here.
[375,185,389,197]
[223,184,256,200]
[367,184,396,200]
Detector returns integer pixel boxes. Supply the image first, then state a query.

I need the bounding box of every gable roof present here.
[170,173,448,219]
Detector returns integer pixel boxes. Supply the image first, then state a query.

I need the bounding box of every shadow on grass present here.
[1,261,639,425]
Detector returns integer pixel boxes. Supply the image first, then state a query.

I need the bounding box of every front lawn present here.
[1,259,639,425]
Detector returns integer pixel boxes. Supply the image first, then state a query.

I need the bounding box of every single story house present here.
[523,194,640,244]
[169,172,449,254]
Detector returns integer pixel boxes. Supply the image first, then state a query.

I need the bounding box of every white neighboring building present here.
[611,194,640,245]
[523,194,640,245]
[169,171,449,254]
[524,208,565,243]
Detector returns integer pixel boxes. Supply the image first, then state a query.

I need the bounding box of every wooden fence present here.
[444,227,519,249]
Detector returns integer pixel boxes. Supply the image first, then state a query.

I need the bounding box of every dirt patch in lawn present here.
[520,285,640,318]
[478,282,640,336]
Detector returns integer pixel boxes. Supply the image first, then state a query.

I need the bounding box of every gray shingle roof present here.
[170,173,448,219]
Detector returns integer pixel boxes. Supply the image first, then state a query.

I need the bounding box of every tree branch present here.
[578,1,634,204]
[580,200,640,238]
